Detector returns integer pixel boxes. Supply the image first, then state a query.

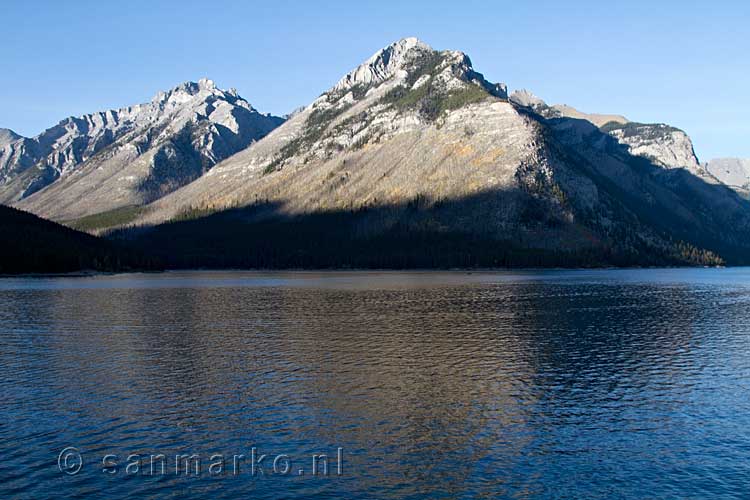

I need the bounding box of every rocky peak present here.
[509,89,547,109]
[321,38,509,108]
[1,79,284,206]
[152,78,235,108]
[438,51,507,99]
[333,37,433,91]
[198,77,216,90]
[261,38,512,174]
[0,128,22,148]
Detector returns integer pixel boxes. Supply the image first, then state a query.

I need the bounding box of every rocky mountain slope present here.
[108,37,750,267]
[704,158,750,196]
[2,79,283,222]
[0,128,21,148]
[509,91,629,128]
[508,90,710,178]
[139,38,519,224]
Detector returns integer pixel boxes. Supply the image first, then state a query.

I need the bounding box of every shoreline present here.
[0,264,728,279]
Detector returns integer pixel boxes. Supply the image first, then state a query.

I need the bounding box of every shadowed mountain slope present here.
[0,205,159,274]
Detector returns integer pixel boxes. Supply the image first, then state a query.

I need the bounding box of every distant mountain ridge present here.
[508,90,708,178]
[704,158,750,196]
[1,79,283,221]
[509,91,629,128]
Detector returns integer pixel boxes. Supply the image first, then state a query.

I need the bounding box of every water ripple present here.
[1,269,749,498]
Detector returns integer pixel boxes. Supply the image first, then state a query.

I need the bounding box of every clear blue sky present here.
[2,0,748,160]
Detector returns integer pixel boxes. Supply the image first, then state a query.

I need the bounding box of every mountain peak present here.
[334,37,433,91]
[197,77,216,90]
[0,128,22,148]
[329,37,507,103]
[151,78,229,106]
[509,89,547,108]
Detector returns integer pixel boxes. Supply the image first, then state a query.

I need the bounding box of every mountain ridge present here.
[105,37,750,267]
[704,158,750,196]
[508,89,709,179]
[4,37,749,267]
[2,79,284,221]
[0,128,21,148]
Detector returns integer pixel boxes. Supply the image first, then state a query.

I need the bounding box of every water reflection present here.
[1,270,749,498]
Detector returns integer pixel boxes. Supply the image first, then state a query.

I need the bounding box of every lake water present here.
[1,269,749,498]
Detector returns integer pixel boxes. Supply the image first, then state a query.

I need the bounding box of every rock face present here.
[2,79,283,221]
[509,90,706,175]
[121,38,750,266]
[601,122,706,175]
[705,158,750,194]
[0,128,21,148]
[510,91,628,128]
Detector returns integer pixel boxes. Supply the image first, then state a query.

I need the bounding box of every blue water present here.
[1,269,749,498]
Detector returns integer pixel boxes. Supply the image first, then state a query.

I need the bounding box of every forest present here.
[0,205,160,274]
[110,192,725,270]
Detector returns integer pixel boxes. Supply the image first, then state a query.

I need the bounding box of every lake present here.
[1,269,749,498]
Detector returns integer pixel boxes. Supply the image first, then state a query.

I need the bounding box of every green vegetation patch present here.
[378,50,494,121]
[173,205,221,222]
[600,121,680,139]
[433,84,491,113]
[67,205,144,232]
[403,51,444,87]
[263,99,361,175]
[382,78,492,122]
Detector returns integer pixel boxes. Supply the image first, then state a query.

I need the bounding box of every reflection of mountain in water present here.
[7,272,748,497]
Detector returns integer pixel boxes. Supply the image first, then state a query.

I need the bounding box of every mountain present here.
[508,90,710,178]
[1,79,283,224]
[138,37,513,223]
[0,205,159,274]
[103,37,750,268]
[704,158,750,196]
[510,91,629,128]
[0,128,21,148]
